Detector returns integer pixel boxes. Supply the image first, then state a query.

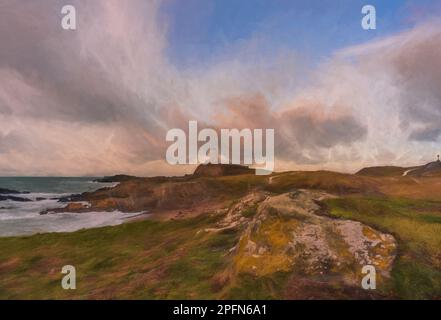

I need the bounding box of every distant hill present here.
[94,174,138,183]
[404,160,441,177]
[356,160,441,177]
[193,164,254,177]
[356,166,411,177]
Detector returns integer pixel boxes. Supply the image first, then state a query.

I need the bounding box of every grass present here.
[2,170,441,299]
[264,171,378,195]
[0,211,290,299]
[225,272,291,299]
[202,175,267,199]
[325,196,441,299]
[355,166,408,177]
[0,214,238,299]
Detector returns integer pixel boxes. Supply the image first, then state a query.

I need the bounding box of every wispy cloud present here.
[0,0,440,175]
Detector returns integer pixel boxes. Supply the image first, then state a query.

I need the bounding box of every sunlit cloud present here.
[0,0,440,176]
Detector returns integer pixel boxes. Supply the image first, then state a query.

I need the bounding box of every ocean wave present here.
[0,210,149,237]
[0,177,136,237]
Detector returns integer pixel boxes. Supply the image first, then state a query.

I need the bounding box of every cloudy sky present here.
[0,0,440,176]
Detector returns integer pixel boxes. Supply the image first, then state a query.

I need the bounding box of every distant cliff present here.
[193,164,254,177]
[357,159,441,177]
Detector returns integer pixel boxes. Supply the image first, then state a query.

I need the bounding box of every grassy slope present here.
[325,196,441,299]
[355,166,410,177]
[1,171,441,299]
[0,212,289,299]
[0,214,227,299]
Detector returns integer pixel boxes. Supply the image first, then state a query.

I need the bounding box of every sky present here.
[162,0,424,68]
[0,0,441,176]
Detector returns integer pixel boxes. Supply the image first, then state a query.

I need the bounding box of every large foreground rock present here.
[209,190,397,298]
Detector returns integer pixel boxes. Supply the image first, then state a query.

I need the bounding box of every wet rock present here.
[55,194,83,203]
[0,188,29,194]
[0,195,32,202]
[40,202,91,215]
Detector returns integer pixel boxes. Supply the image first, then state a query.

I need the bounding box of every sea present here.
[0,177,143,237]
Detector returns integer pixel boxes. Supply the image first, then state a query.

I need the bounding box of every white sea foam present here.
[0,177,142,237]
[0,208,147,237]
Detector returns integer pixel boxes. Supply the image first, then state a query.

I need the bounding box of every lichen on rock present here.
[224,190,396,291]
